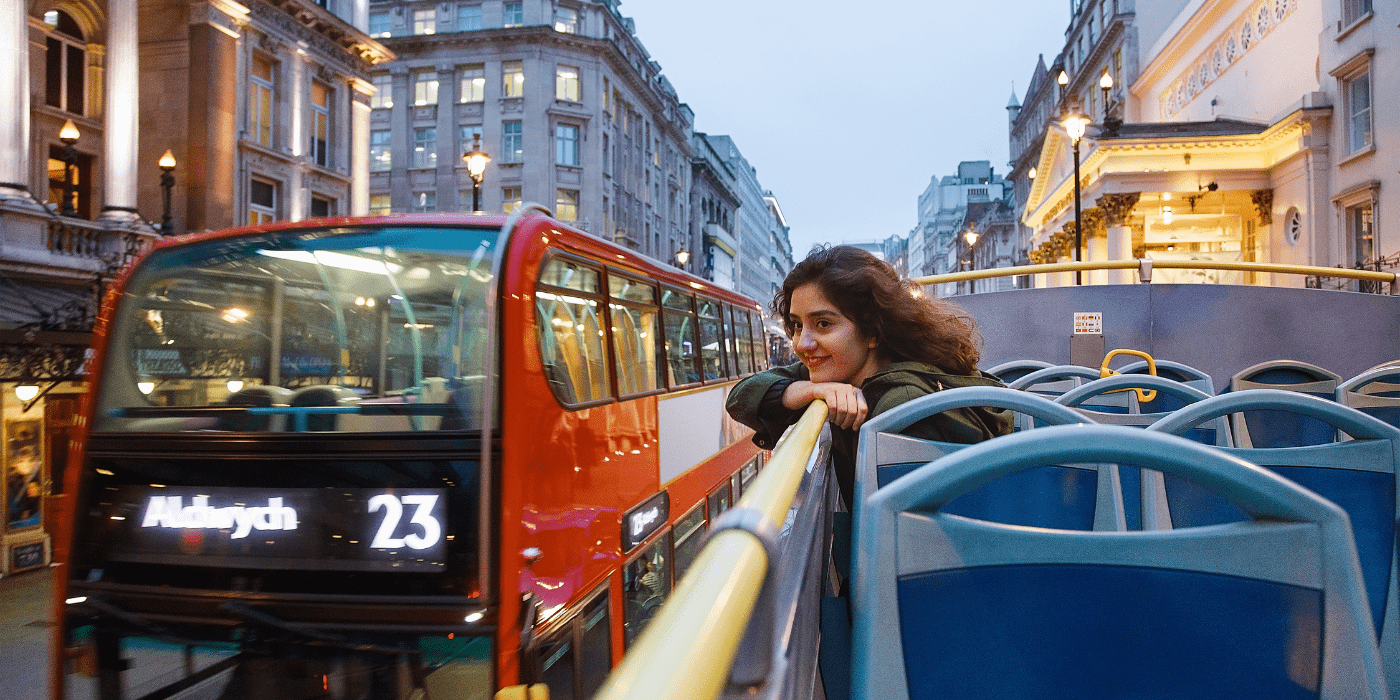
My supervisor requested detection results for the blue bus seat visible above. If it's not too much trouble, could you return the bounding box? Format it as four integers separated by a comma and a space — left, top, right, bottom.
218, 385, 294, 432
1340, 366, 1400, 433
1118, 358, 1217, 412
1056, 374, 1223, 531
1149, 390, 1400, 687
1231, 360, 1343, 447
984, 359, 1054, 385
855, 386, 1114, 533
1006, 364, 1106, 429
852, 425, 1388, 700
288, 385, 360, 432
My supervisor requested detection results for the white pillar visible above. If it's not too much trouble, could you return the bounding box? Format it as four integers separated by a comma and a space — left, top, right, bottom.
1108, 224, 1134, 284
0, 0, 29, 192
1056, 255, 1071, 287
1088, 235, 1109, 285
102, 0, 140, 219
349, 78, 372, 215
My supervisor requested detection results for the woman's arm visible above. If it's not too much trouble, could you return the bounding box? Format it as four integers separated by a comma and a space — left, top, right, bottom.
780, 380, 869, 431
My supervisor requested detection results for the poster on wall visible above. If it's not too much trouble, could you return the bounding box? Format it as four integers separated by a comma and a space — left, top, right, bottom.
5, 419, 43, 531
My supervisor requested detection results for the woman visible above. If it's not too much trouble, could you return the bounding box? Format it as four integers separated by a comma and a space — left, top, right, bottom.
726, 245, 1012, 507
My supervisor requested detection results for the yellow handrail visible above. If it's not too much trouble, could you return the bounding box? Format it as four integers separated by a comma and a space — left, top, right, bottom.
912, 259, 1397, 286
594, 401, 829, 700
1099, 348, 1157, 403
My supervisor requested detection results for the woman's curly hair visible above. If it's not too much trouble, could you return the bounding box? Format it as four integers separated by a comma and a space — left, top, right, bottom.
772, 245, 982, 375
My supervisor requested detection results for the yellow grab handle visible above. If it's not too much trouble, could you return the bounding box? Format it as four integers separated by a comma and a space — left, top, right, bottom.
1099, 349, 1157, 403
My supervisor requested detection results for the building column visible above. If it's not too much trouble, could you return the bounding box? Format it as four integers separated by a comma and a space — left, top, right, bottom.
1083, 208, 1108, 285
1097, 192, 1140, 285
102, 0, 140, 220
187, 0, 245, 232
0, 0, 28, 194
349, 77, 373, 215
287, 50, 305, 221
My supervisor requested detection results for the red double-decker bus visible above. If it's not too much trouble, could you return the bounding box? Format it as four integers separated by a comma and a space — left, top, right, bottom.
50, 206, 769, 699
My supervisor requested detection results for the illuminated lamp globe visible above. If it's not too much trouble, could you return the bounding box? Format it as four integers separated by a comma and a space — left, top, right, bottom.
1063, 114, 1089, 142
15, 384, 39, 401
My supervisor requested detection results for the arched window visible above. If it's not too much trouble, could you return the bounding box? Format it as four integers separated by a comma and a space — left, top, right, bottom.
43, 10, 86, 115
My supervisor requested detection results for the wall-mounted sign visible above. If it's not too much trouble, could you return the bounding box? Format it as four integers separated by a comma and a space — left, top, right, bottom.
98, 486, 447, 572
9, 539, 46, 573
5, 419, 43, 531
1073, 312, 1103, 335
622, 491, 669, 553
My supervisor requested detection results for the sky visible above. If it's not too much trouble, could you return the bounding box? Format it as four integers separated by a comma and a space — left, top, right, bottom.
618, 0, 1072, 257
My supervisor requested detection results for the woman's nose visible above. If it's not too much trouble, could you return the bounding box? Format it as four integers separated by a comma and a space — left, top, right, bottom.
794, 331, 815, 352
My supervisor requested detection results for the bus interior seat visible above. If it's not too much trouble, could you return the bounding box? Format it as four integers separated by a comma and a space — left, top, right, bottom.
1340, 366, 1400, 432
1148, 389, 1400, 679
1006, 364, 1104, 429
985, 359, 1054, 385
289, 384, 360, 432
219, 385, 294, 432
851, 425, 1387, 700
1230, 360, 1342, 447
1118, 358, 1217, 412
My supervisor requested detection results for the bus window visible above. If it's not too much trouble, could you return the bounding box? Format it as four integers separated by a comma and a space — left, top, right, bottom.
538, 631, 575, 700
671, 504, 707, 582
608, 275, 662, 396
529, 582, 609, 700
750, 310, 769, 370
622, 534, 672, 648
661, 289, 699, 386
537, 257, 611, 405
708, 483, 730, 522
733, 308, 755, 375
697, 300, 723, 381
741, 457, 758, 491
94, 226, 498, 433
578, 590, 612, 697
723, 304, 739, 377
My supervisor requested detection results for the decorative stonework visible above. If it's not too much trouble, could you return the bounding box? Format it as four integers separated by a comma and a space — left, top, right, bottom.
1251, 189, 1274, 225
1082, 208, 1106, 239
1096, 192, 1141, 226
1160, 0, 1297, 119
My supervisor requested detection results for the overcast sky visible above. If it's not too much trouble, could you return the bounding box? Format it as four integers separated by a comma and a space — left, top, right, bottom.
618, 0, 1072, 257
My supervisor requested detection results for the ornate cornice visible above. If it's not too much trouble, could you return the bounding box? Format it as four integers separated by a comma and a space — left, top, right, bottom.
1251, 189, 1274, 225
1097, 192, 1140, 226
252, 0, 393, 69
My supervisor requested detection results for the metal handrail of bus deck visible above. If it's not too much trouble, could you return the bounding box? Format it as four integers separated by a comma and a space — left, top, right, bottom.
595, 401, 830, 700
912, 258, 1398, 291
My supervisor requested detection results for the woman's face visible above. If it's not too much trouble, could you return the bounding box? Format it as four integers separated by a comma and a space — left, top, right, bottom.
788, 282, 884, 386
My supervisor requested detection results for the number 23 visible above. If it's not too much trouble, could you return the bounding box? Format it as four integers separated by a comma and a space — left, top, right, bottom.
368, 494, 442, 550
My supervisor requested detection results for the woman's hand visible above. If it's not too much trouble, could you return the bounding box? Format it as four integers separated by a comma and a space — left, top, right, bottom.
781, 380, 869, 431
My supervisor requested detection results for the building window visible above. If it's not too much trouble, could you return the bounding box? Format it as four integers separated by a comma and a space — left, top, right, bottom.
459, 125, 483, 156
503, 186, 522, 213
1349, 200, 1374, 266
43, 11, 85, 115
556, 64, 580, 102
413, 8, 436, 35
502, 120, 523, 163
368, 11, 390, 37
369, 193, 391, 215
556, 124, 579, 166
503, 61, 524, 98
503, 1, 523, 27
413, 128, 437, 168
310, 194, 332, 218
414, 71, 439, 106
459, 64, 485, 102
47, 147, 89, 218
249, 178, 277, 225
250, 54, 275, 147
556, 189, 579, 221
554, 6, 577, 33
1345, 68, 1372, 154
370, 72, 392, 109
458, 3, 482, 30
370, 130, 391, 171
412, 191, 437, 212
602, 133, 610, 175
310, 80, 330, 167
1343, 0, 1372, 27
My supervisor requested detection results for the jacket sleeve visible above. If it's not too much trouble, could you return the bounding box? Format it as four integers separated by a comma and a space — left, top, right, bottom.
726, 363, 808, 450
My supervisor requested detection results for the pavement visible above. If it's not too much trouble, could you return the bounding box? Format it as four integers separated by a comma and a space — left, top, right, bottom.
0, 565, 54, 700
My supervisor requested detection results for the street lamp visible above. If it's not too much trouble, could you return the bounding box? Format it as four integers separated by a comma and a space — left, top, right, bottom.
462, 133, 491, 212
59, 119, 80, 217
14, 384, 39, 402
963, 226, 980, 295
158, 149, 176, 236
1100, 72, 1122, 135
675, 249, 690, 268
1062, 112, 1090, 285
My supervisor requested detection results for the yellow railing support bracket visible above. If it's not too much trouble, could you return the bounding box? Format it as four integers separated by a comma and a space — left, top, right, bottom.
1100, 348, 1157, 403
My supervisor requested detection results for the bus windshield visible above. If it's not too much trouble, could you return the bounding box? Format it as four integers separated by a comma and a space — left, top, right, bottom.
95, 225, 498, 433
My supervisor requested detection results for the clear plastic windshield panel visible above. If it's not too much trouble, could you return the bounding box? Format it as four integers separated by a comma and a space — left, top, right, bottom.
95, 226, 498, 433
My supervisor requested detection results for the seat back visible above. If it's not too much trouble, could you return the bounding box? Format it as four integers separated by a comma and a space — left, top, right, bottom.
219, 385, 293, 432
1340, 366, 1400, 432
852, 425, 1387, 700
1231, 360, 1343, 447
984, 359, 1053, 385
289, 385, 360, 431
855, 386, 1116, 532
1007, 364, 1106, 430
1149, 390, 1400, 685
1118, 358, 1216, 412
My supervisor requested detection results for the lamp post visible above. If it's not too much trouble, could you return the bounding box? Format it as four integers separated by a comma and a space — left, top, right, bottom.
1100, 72, 1122, 136
1062, 113, 1089, 285
675, 249, 690, 269
158, 149, 176, 236
962, 226, 980, 295
462, 133, 491, 212
58, 119, 80, 217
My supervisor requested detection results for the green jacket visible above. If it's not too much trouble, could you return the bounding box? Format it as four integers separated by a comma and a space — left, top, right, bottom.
726, 361, 1013, 506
